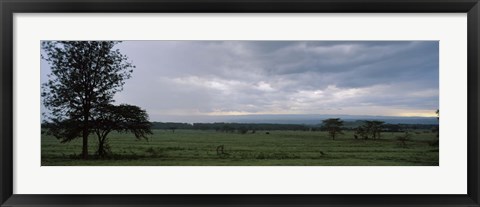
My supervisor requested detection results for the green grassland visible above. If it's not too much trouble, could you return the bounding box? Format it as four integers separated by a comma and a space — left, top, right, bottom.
41, 129, 439, 166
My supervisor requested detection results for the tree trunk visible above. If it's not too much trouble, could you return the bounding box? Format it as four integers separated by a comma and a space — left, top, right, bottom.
97, 139, 104, 157
82, 113, 89, 160
96, 131, 111, 158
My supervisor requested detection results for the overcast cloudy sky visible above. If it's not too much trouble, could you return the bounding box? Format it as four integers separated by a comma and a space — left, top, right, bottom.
41, 41, 439, 122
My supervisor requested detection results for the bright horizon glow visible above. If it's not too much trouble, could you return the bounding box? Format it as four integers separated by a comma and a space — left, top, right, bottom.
395, 112, 437, 117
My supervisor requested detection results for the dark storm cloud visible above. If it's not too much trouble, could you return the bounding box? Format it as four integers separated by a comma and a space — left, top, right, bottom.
41, 41, 439, 121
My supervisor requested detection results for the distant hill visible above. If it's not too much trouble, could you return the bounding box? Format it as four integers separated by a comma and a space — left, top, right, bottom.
154, 114, 438, 125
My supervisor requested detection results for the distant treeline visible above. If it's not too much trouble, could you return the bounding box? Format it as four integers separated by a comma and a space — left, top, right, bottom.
152, 122, 308, 132
151, 121, 438, 133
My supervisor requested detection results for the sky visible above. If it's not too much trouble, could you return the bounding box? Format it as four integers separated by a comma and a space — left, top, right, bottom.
41, 41, 439, 122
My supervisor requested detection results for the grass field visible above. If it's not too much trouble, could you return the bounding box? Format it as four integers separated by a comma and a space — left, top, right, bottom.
41, 129, 439, 166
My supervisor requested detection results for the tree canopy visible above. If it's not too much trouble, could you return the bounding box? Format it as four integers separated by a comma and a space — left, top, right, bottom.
355, 120, 385, 140
92, 104, 152, 157
322, 118, 344, 140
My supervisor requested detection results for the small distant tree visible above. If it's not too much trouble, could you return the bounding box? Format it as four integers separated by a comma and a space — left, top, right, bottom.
368, 120, 385, 139
431, 109, 440, 146
222, 125, 235, 133
238, 127, 248, 134
92, 104, 152, 157
322, 118, 344, 140
355, 120, 384, 140
396, 131, 412, 147
355, 125, 369, 139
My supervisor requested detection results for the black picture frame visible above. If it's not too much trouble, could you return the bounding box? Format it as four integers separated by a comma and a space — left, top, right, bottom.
1, 0, 479, 206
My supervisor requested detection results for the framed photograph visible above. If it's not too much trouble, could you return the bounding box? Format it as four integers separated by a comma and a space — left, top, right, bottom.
1, 0, 479, 206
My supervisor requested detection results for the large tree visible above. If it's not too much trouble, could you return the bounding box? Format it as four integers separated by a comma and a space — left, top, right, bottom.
92, 104, 152, 157
322, 118, 344, 140
42, 41, 134, 159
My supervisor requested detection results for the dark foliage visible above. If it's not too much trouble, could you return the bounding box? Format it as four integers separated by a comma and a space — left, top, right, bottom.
42, 118, 83, 143
42, 41, 135, 159
354, 120, 385, 140
322, 118, 344, 140
92, 104, 152, 157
